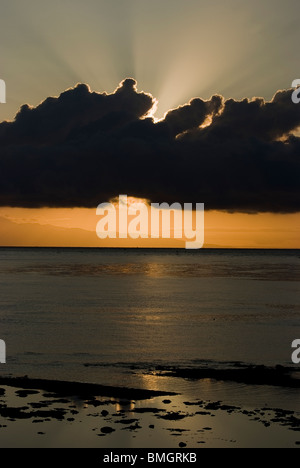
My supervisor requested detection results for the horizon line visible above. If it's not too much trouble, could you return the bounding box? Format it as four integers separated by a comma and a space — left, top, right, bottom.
0, 246, 299, 251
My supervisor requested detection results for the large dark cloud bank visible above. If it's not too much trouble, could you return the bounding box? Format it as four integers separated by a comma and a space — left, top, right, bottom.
0, 78, 299, 212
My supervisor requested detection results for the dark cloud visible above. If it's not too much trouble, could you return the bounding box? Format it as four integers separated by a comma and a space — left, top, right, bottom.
0, 79, 299, 212
162, 95, 223, 137
0, 79, 154, 146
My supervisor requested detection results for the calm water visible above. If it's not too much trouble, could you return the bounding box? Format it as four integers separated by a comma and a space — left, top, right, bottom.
0, 247, 299, 392
1, 248, 299, 447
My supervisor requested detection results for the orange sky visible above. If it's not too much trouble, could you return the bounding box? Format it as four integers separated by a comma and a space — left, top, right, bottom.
0, 207, 299, 248
0, 2, 299, 250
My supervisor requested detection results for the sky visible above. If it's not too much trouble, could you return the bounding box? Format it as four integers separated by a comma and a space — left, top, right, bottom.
1, 0, 300, 122
0, 0, 299, 248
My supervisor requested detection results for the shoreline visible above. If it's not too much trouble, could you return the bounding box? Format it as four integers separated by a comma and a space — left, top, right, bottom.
150, 364, 300, 388
2, 364, 300, 398
0, 374, 300, 447
0, 376, 175, 401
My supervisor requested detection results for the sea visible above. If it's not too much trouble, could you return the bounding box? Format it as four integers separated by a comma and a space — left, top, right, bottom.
0, 247, 299, 409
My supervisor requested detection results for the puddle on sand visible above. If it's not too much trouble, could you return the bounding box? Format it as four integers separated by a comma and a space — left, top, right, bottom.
0, 385, 300, 447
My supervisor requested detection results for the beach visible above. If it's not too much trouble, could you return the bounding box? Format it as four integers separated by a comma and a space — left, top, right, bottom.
0, 247, 299, 447
0, 367, 300, 448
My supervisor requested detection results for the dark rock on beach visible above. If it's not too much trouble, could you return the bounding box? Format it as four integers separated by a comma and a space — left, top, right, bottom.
133, 407, 164, 414
153, 365, 300, 388
0, 376, 175, 401
121, 422, 142, 431
115, 418, 139, 425
15, 390, 40, 398
158, 412, 188, 421
100, 426, 115, 434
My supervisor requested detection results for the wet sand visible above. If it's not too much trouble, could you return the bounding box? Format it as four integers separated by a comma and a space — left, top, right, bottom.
0, 376, 175, 400
0, 369, 300, 448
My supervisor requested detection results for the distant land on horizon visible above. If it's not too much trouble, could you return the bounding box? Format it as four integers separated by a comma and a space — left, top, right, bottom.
0, 245, 299, 251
